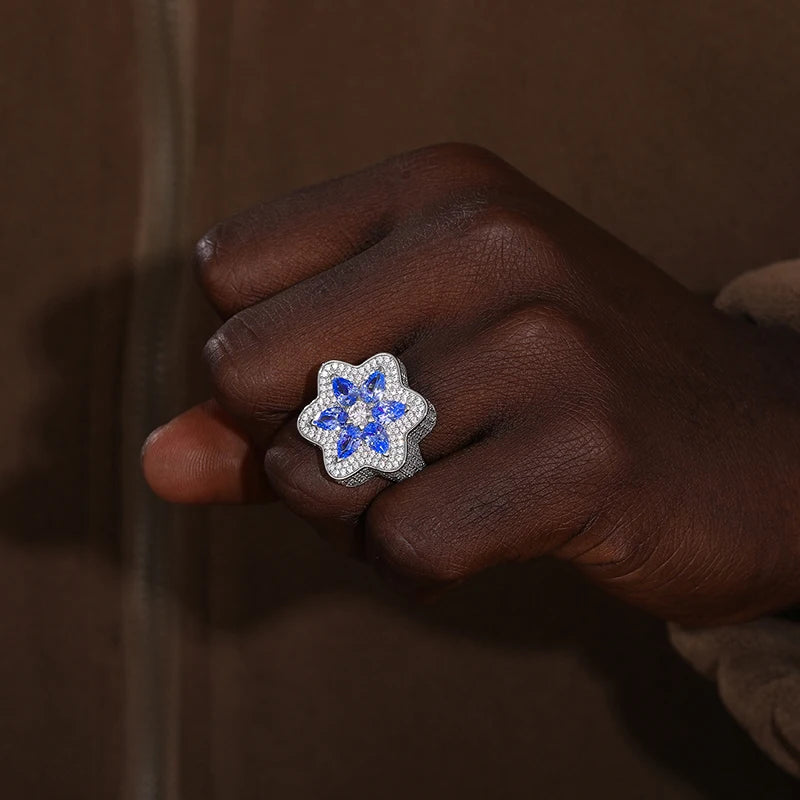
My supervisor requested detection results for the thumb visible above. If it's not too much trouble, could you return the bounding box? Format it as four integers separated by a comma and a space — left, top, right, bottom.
141, 399, 273, 504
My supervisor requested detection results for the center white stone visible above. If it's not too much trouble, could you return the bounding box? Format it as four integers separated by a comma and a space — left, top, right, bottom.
348, 400, 370, 428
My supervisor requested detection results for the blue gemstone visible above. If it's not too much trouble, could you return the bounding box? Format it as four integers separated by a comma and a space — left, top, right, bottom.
360, 370, 386, 403
313, 406, 348, 430
332, 376, 359, 406
363, 422, 390, 455
336, 425, 362, 459
372, 400, 406, 424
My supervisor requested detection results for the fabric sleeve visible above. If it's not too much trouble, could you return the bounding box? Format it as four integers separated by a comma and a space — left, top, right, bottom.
668, 258, 800, 779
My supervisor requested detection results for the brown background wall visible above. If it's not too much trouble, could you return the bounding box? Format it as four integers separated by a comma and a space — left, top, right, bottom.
1, 1, 799, 797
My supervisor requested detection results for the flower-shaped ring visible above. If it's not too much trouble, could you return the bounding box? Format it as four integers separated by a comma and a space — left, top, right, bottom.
297, 353, 437, 486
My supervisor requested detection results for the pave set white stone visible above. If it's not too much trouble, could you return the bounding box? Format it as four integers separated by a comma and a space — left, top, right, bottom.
297, 353, 437, 487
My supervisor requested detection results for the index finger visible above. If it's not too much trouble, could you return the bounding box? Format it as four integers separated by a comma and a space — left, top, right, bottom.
195, 144, 523, 318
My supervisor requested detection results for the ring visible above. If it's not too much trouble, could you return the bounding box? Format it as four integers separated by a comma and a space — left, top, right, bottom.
297, 352, 437, 486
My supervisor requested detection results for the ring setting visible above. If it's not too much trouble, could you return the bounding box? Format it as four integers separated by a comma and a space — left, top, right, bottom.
297, 353, 436, 486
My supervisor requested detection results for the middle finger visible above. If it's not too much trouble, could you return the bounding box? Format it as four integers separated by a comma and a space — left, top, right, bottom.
261, 304, 596, 540
203, 212, 546, 444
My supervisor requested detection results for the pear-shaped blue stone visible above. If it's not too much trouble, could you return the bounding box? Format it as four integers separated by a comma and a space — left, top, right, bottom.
336, 425, 362, 459
313, 406, 347, 430
332, 376, 359, 406
372, 400, 406, 424
363, 422, 390, 455
360, 370, 386, 403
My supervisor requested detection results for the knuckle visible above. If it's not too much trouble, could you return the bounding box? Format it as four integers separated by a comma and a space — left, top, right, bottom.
392, 143, 517, 196
477, 305, 594, 388
204, 300, 313, 424
194, 216, 261, 311
491, 303, 585, 354
194, 222, 228, 294
464, 203, 532, 243
203, 327, 245, 402
203, 316, 266, 414
262, 447, 313, 512
194, 228, 219, 275
367, 496, 462, 583
263, 445, 342, 521
572, 504, 663, 586
366, 498, 424, 576
567, 403, 630, 487
456, 202, 567, 282
413, 142, 505, 172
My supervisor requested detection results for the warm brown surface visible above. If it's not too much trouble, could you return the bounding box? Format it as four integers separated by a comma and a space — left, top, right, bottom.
0, 1, 138, 797
194, 0, 800, 293
2, 0, 800, 797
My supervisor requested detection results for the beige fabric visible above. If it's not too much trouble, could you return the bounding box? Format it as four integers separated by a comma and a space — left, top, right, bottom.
716, 259, 800, 331
670, 258, 800, 779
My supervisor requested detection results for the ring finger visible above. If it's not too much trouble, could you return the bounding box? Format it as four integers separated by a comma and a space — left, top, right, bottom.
262, 304, 596, 550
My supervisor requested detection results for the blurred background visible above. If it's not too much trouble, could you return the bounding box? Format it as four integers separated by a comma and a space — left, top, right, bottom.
2, 1, 800, 797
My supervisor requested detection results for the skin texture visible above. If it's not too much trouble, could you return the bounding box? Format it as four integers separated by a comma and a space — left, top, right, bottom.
142, 143, 800, 625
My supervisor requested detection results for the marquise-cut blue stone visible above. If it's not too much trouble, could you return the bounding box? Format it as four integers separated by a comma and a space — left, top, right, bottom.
360, 370, 386, 403
313, 405, 348, 430
336, 425, 362, 459
372, 400, 406, 424
332, 376, 359, 406
363, 422, 390, 455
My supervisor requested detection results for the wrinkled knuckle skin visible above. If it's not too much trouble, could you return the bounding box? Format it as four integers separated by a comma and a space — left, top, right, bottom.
194, 222, 228, 296
496, 303, 582, 350
550, 407, 634, 567
556, 405, 631, 557
366, 499, 424, 577
393, 143, 521, 197
455, 202, 568, 284
483, 305, 595, 387
414, 142, 506, 172
203, 328, 243, 404
202, 317, 268, 417
464, 203, 531, 243
366, 499, 430, 581
366, 496, 464, 584
263, 447, 329, 520
194, 217, 261, 312
575, 405, 629, 485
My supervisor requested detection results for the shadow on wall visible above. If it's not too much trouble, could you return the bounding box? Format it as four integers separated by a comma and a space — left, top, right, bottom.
0, 269, 797, 799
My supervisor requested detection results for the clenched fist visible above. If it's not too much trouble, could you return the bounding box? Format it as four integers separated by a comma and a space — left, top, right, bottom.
143, 144, 800, 625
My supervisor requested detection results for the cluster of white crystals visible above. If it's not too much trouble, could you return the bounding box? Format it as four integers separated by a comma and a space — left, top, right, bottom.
296, 352, 433, 485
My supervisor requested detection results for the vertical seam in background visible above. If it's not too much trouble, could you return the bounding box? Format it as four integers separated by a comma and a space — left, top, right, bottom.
123, 0, 196, 798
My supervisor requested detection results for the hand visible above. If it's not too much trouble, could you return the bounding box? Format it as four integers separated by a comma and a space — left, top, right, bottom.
143, 143, 800, 625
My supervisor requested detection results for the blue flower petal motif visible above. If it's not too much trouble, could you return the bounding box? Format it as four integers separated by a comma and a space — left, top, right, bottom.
313, 405, 348, 430
316, 369, 409, 460
332, 376, 360, 406
336, 425, 362, 460
363, 421, 390, 455
360, 370, 386, 403
297, 354, 435, 484
372, 400, 406, 424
